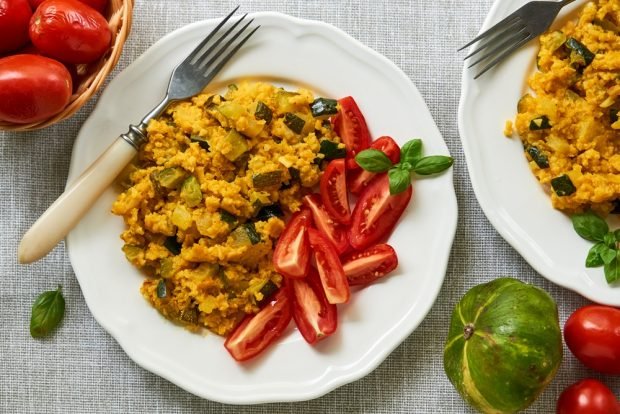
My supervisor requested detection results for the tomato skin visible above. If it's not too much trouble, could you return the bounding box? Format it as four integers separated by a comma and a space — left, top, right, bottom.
290, 269, 337, 344
0, 54, 72, 123
273, 208, 313, 279
302, 194, 350, 255
564, 305, 620, 375
349, 174, 413, 250
349, 136, 401, 195
30, 0, 112, 64
342, 244, 398, 286
224, 289, 292, 362
29, 0, 107, 12
0, 0, 32, 54
334, 96, 371, 170
307, 228, 350, 304
320, 159, 351, 224
556, 379, 620, 414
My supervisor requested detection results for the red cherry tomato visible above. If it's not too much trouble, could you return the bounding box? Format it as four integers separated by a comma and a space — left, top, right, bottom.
320, 159, 351, 224
30, 0, 112, 64
273, 208, 313, 279
224, 289, 292, 362
290, 269, 337, 344
302, 194, 350, 255
29, 0, 108, 12
349, 136, 401, 195
0, 0, 32, 54
564, 305, 620, 375
307, 228, 350, 304
0, 54, 72, 124
349, 174, 412, 250
342, 244, 398, 286
557, 379, 620, 414
333, 96, 371, 170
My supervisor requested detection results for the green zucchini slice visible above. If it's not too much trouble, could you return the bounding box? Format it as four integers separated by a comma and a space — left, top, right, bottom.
529, 115, 552, 130
551, 174, 576, 196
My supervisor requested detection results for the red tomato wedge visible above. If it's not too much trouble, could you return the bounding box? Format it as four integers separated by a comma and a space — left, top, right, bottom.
307, 228, 350, 304
334, 96, 371, 170
320, 159, 351, 224
349, 136, 401, 195
342, 244, 398, 286
224, 289, 292, 362
290, 269, 337, 344
302, 194, 350, 255
273, 208, 313, 279
349, 174, 412, 250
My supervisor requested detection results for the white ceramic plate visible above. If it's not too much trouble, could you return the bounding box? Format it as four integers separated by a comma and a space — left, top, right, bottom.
458, 0, 620, 305
66, 12, 457, 404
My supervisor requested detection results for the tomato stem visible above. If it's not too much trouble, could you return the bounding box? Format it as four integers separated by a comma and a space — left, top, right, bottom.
463, 323, 475, 340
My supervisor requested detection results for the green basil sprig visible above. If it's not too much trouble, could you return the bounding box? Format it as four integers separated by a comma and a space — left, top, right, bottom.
30, 285, 65, 338
355, 139, 453, 194
571, 211, 620, 284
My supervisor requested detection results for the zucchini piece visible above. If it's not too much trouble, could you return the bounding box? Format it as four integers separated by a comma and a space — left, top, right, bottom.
157, 279, 167, 299
529, 115, 552, 130
222, 129, 249, 162
565, 37, 595, 67
122, 244, 143, 262
252, 170, 283, 188
190, 135, 210, 151
218, 102, 246, 119
163, 237, 182, 255
256, 204, 284, 221
310, 98, 338, 118
551, 174, 576, 196
280, 167, 300, 190
160, 258, 175, 278
544, 31, 567, 52
227, 83, 238, 92
276, 90, 298, 113
526, 146, 549, 169
593, 18, 620, 34
152, 167, 186, 190
319, 140, 346, 160
517, 94, 534, 113
283, 112, 306, 134
179, 307, 198, 325
180, 176, 203, 207
219, 209, 237, 225
611, 108, 619, 124
205, 94, 225, 108
254, 101, 273, 124
230, 223, 261, 246
257, 280, 279, 306
195, 262, 221, 278
171, 205, 192, 230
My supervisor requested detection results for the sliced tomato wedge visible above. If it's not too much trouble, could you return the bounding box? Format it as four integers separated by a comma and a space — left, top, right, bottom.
302, 194, 350, 254
307, 228, 350, 304
224, 289, 292, 362
333, 96, 371, 170
290, 269, 338, 344
273, 208, 313, 279
320, 159, 351, 224
342, 244, 398, 286
349, 136, 401, 195
349, 174, 413, 250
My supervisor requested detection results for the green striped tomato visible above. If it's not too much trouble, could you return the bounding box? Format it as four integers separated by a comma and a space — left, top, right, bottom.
443, 278, 562, 414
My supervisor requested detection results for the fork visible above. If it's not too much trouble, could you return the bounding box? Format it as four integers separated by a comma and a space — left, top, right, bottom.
460, 0, 577, 79
18, 7, 259, 264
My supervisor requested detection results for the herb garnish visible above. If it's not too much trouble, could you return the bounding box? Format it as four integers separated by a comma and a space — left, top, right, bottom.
30, 285, 65, 338
571, 211, 620, 284
354, 138, 453, 194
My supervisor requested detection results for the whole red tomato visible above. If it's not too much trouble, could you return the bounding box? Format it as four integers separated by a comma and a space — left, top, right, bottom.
29, 0, 111, 64
29, 0, 108, 13
0, 0, 32, 54
564, 305, 620, 375
557, 379, 620, 414
0, 54, 72, 123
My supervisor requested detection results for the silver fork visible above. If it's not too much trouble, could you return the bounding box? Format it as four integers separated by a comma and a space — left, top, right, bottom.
18, 7, 259, 264
460, 0, 576, 79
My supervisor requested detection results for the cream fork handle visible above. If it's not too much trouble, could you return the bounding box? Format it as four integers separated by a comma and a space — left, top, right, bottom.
18, 138, 137, 264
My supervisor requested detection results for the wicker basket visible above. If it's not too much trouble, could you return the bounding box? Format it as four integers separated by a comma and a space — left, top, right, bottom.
0, 0, 134, 131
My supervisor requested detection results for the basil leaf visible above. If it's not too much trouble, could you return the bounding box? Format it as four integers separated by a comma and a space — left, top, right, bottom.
571, 212, 608, 242
388, 167, 411, 195
604, 252, 620, 284
586, 242, 607, 267
400, 139, 423, 166
413, 155, 454, 175
615, 229, 620, 242
30, 286, 65, 338
604, 232, 617, 249
601, 246, 617, 265
355, 149, 393, 172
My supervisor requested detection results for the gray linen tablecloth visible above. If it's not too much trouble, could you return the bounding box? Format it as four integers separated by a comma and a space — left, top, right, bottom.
1, 0, 619, 412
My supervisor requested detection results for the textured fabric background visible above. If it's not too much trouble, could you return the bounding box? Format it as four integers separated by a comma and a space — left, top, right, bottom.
1, 0, 618, 412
